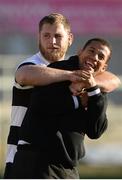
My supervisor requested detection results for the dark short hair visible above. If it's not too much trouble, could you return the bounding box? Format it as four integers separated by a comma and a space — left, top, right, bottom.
39, 13, 71, 33
83, 38, 112, 61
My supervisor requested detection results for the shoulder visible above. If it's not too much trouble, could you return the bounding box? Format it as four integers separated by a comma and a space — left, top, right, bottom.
17, 53, 41, 68
48, 55, 79, 70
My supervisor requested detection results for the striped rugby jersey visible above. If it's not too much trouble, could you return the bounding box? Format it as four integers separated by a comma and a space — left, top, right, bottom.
5, 52, 50, 164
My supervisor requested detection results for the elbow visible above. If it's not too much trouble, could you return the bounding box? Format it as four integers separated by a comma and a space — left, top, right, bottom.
87, 131, 104, 139
116, 77, 121, 89
15, 70, 27, 86
87, 122, 108, 139
106, 77, 121, 93
87, 133, 101, 139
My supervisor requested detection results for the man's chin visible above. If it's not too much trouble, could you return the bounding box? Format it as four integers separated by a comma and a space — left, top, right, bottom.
46, 54, 63, 62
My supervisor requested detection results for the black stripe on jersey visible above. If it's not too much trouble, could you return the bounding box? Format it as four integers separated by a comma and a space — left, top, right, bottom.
17, 62, 35, 69
12, 87, 33, 107
7, 126, 20, 145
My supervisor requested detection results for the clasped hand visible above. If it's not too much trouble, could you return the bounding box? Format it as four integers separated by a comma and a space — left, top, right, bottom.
69, 69, 97, 96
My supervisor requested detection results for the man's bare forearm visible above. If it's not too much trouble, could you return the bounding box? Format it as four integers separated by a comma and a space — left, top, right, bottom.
69, 71, 121, 95
95, 71, 121, 92
15, 64, 82, 86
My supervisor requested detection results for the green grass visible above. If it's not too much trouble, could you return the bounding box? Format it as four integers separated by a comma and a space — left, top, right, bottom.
78, 164, 122, 179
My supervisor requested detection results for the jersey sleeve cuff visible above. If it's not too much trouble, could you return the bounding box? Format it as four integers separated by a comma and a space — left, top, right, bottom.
86, 85, 101, 97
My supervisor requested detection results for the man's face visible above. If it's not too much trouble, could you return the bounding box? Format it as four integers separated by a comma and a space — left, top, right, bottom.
79, 41, 110, 75
38, 23, 73, 62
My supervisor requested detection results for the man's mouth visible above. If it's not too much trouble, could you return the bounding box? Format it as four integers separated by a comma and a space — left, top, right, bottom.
48, 46, 59, 50
84, 61, 95, 69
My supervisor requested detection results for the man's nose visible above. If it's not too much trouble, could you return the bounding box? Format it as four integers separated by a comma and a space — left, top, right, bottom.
50, 37, 56, 44
93, 54, 99, 61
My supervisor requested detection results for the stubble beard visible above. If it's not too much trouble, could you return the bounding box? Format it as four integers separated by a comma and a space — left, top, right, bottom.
39, 43, 68, 62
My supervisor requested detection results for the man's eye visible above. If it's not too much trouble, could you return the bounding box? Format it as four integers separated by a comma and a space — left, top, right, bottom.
98, 54, 104, 60
44, 34, 49, 38
99, 56, 104, 60
55, 34, 62, 38
89, 50, 94, 53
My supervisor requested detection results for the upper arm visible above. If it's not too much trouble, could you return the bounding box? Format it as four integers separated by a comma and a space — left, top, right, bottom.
15, 64, 41, 86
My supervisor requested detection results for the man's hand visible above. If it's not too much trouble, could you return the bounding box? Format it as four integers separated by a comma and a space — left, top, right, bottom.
69, 82, 86, 96
80, 70, 97, 89
69, 69, 97, 95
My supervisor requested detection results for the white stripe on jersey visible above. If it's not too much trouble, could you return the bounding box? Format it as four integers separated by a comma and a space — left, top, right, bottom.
6, 144, 17, 163
16, 52, 50, 70
14, 81, 34, 89
11, 106, 27, 127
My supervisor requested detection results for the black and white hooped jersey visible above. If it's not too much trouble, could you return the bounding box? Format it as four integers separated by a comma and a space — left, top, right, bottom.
5, 52, 50, 164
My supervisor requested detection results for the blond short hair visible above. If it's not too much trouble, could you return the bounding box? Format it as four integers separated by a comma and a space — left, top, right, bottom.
39, 13, 71, 33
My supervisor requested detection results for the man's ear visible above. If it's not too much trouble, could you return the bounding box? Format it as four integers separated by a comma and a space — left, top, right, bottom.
68, 32, 74, 47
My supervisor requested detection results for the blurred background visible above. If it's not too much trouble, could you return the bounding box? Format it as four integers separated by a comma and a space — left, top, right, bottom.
0, 0, 122, 178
